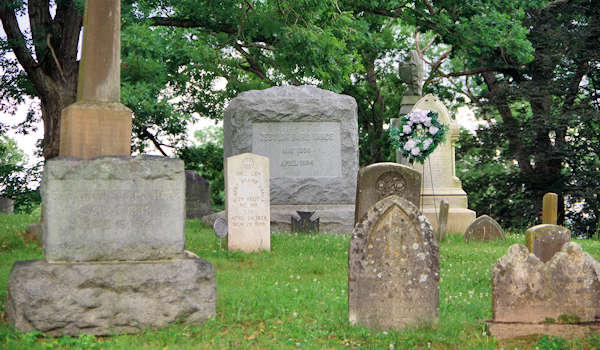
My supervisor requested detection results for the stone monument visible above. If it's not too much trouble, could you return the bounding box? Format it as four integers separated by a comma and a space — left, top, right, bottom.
394, 94, 476, 232
224, 85, 359, 234
348, 195, 439, 330
526, 224, 571, 263
542, 192, 558, 225
6, 0, 216, 336
398, 50, 425, 116
487, 242, 600, 339
436, 200, 449, 242
354, 162, 421, 225
225, 153, 270, 252
185, 170, 211, 219
464, 215, 505, 242
0, 197, 14, 214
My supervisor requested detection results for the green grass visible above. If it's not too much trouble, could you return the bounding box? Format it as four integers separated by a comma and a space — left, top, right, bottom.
2, 213, 600, 349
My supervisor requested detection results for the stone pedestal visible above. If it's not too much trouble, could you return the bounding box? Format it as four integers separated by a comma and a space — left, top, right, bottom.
393, 94, 475, 233
6, 156, 216, 335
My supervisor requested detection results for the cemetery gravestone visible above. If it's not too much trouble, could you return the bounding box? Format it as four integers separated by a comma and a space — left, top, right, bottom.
349, 195, 440, 330
436, 200, 449, 242
488, 242, 600, 339
542, 192, 558, 225
464, 215, 505, 242
185, 170, 211, 219
224, 85, 359, 233
0, 197, 14, 214
354, 162, 421, 225
225, 153, 270, 252
6, 0, 216, 336
392, 95, 476, 233
526, 224, 571, 263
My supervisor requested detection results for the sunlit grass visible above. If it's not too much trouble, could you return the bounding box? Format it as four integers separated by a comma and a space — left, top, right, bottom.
2, 213, 600, 349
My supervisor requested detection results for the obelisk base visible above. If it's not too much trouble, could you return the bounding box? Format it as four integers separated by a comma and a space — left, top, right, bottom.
59, 101, 132, 158
6, 258, 216, 336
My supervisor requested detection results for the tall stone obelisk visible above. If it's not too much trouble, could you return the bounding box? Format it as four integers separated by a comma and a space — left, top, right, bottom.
59, 0, 132, 158
6, 0, 216, 336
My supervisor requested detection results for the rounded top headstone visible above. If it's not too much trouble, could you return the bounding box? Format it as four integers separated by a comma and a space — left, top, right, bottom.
213, 218, 228, 238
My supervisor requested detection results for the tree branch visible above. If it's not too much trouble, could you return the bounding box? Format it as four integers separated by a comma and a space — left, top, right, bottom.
0, 3, 38, 72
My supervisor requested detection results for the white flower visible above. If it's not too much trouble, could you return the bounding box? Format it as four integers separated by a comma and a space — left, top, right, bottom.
423, 117, 432, 127
423, 138, 433, 149
410, 109, 428, 123
411, 147, 421, 156
404, 139, 417, 151
429, 126, 439, 135
402, 125, 412, 134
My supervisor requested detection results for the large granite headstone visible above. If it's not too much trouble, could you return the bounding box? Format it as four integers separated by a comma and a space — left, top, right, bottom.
526, 224, 571, 263
6, 0, 215, 336
225, 153, 270, 252
185, 170, 211, 219
354, 162, 421, 225
0, 197, 14, 214
224, 85, 359, 233
392, 95, 476, 232
464, 215, 505, 242
348, 195, 440, 330
487, 242, 600, 339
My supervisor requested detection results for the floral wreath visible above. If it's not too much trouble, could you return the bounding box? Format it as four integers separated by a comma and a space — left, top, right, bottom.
389, 109, 448, 164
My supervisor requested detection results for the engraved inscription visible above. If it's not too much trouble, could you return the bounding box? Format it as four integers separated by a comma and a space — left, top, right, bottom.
375, 172, 407, 199
252, 122, 341, 178
229, 157, 269, 229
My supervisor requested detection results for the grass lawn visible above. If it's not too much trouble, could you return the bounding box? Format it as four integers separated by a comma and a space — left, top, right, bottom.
2, 212, 600, 349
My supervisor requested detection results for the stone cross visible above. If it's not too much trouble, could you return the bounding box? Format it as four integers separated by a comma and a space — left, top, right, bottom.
59, 0, 132, 158
542, 192, 558, 225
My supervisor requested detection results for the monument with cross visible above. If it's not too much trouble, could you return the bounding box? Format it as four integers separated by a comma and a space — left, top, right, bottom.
6, 0, 216, 336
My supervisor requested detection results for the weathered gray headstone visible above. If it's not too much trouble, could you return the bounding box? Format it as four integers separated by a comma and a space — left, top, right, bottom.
464, 215, 505, 242
491, 242, 600, 324
526, 224, 571, 263
225, 153, 270, 252
224, 85, 359, 233
185, 170, 211, 219
354, 162, 421, 225
348, 195, 440, 330
42, 156, 185, 262
0, 197, 14, 214
213, 218, 228, 239
7, 258, 216, 336
27, 223, 43, 241
436, 200, 449, 242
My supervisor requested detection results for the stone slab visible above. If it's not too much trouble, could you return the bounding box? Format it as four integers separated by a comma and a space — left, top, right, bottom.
6, 258, 216, 336
492, 243, 600, 323
542, 192, 558, 225
185, 170, 211, 219
0, 197, 14, 214
42, 156, 185, 262
436, 200, 449, 241
59, 102, 132, 158
224, 85, 359, 205
349, 195, 439, 330
354, 162, 421, 225
225, 153, 270, 252
464, 215, 505, 242
486, 321, 600, 340
525, 224, 571, 263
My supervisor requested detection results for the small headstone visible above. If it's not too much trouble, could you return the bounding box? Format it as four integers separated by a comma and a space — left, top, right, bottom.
185, 170, 211, 219
27, 223, 43, 241
291, 211, 319, 233
354, 162, 421, 225
348, 195, 440, 330
213, 218, 228, 239
542, 192, 558, 225
492, 242, 600, 323
464, 215, 505, 242
526, 224, 571, 263
225, 153, 270, 252
0, 197, 14, 214
436, 200, 449, 242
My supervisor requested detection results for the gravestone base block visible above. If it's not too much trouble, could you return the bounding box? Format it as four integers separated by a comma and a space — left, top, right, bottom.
421, 207, 475, 234
270, 204, 355, 234
59, 101, 132, 158
6, 257, 216, 336
486, 321, 600, 340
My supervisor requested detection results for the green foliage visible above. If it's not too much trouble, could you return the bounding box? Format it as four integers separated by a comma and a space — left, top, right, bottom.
178, 126, 225, 209
557, 314, 580, 324
0, 136, 41, 213
535, 335, 569, 350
